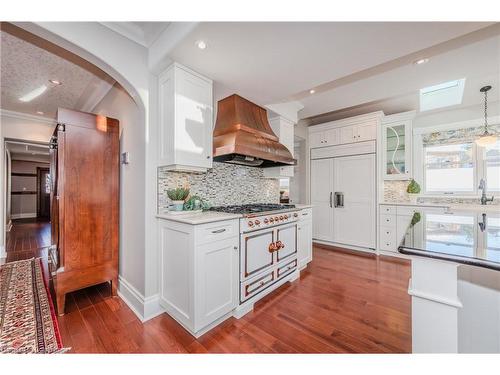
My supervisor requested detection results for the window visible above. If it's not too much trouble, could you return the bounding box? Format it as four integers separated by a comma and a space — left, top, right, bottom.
424, 142, 475, 194
484, 139, 500, 192
421, 136, 500, 195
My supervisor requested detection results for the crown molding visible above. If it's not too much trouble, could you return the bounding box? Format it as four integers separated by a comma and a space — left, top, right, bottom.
0, 109, 56, 125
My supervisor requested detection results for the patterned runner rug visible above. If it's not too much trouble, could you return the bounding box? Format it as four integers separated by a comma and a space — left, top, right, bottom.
0, 258, 67, 353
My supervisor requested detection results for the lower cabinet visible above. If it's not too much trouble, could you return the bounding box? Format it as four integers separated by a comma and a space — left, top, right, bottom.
297, 209, 313, 269
159, 218, 239, 337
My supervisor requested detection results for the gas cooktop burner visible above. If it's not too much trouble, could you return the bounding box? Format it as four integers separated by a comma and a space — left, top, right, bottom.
209, 203, 295, 215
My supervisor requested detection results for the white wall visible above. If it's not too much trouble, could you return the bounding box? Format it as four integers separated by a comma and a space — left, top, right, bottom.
0, 111, 55, 250
92, 84, 146, 297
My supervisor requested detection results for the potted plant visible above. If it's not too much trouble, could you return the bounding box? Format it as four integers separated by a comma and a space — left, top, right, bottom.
406, 179, 421, 203
167, 187, 190, 211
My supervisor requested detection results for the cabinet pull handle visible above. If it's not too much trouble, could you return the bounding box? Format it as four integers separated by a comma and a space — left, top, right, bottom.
233, 246, 238, 250
211, 228, 226, 233
330, 192, 333, 208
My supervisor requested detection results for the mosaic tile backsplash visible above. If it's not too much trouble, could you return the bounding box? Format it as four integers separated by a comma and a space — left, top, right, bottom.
158, 162, 280, 213
383, 181, 500, 205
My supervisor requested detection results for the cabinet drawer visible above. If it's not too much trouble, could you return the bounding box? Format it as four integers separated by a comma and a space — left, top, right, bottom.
379, 214, 396, 228
277, 258, 297, 278
379, 226, 397, 247
396, 206, 419, 216
195, 220, 239, 245
379, 239, 397, 252
241, 270, 275, 302
298, 208, 312, 221
380, 205, 396, 215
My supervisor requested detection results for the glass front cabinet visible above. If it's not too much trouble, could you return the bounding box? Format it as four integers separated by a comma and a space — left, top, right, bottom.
381, 112, 414, 180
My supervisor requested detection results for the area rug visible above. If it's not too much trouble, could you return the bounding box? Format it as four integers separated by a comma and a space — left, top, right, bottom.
0, 258, 67, 353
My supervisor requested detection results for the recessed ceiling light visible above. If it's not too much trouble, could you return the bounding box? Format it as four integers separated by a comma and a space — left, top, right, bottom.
36, 111, 44, 115
19, 85, 48, 102
49, 79, 62, 85
414, 58, 429, 65
309, 89, 316, 94
196, 40, 207, 50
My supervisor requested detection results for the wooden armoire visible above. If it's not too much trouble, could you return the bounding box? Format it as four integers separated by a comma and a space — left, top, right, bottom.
49, 108, 119, 315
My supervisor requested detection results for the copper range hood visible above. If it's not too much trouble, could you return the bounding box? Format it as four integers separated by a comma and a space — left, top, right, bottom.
213, 94, 296, 167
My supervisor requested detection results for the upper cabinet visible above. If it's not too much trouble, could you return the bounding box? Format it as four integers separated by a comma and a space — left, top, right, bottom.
381, 111, 415, 180
158, 63, 213, 172
263, 116, 295, 178
308, 111, 383, 149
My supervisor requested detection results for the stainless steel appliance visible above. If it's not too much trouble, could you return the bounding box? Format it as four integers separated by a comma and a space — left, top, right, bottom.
209, 204, 300, 302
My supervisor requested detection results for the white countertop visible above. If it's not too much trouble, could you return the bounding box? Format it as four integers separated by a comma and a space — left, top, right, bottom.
293, 203, 313, 209
156, 211, 242, 225
380, 201, 500, 213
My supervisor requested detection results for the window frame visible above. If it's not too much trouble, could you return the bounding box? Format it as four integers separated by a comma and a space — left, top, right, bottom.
417, 135, 496, 197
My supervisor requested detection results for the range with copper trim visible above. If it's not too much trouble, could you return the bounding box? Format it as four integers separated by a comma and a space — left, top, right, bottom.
210, 203, 300, 303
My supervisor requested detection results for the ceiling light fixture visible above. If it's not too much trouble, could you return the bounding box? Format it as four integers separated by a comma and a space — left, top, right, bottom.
196, 40, 207, 50
49, 79, 62, 85
475, 85, 498, 147
309, 89, 316, 94
414, 58, 429, 65
19, 85, 48, 102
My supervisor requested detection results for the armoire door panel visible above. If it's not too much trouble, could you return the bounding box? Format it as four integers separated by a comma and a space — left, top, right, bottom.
332, 154, 376, 249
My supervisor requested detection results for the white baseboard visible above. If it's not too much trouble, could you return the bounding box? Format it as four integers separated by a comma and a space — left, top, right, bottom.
11, 213, 37, 219
313, 239, 376, 254
117, 275, 165, 322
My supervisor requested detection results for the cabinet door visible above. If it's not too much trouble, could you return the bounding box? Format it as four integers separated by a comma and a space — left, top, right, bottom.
175, 67, 213, 169
356, 121, 377, 142
297, 219, 313, 268
332, 154, 376, 249
310, 158, 334, 241
324, 128, 339, 146
382, 120, 411, 180
195, 236, 239, 331
339, 125, 356, 144
310, 132, 325, 148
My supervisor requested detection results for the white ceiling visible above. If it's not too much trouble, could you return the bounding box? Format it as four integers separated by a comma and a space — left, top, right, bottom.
0, 30, 115, 119
100, 22, 171, 47
301, 33, 500, 124
168, 22, 494, 113
6, 141, 50, 162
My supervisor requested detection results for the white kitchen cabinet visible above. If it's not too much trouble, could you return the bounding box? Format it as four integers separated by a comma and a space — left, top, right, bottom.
381, 111, 415, 180
158, 63, 213, 172
308, 112, 382, 150
310, 140, 377, 251
339, 122, 377, 144
297, 209, 313, 269
263, 116, 295, 178
309, 128, 339, 148
310, 158, 334, 242
159, 218, 239, 337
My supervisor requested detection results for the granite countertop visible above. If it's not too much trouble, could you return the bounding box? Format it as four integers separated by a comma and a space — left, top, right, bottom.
398, 207, 500, 271
156, 211, 242, 225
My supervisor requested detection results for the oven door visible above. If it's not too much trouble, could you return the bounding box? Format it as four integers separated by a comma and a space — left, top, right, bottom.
240, 227, 275, 281
276, 223, 298, 263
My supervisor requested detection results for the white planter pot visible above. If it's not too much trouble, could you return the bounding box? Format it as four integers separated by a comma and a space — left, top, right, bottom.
171, 200, 185, 211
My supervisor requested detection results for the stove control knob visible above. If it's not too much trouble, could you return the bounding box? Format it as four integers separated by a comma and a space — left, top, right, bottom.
279, 215, 284, 221
293, 213, 298, 218
269, 217, 274, 223
264, 218, 269, 224
284, 214, 288, 219
275, 216, 279, 222
255, 220, 260, 225
248, 221, 254, 227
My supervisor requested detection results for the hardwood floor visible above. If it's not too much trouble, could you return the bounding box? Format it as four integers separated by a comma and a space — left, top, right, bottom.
57, 245, 412, 353
5, 218, 51, 262
3, 221, 412, 353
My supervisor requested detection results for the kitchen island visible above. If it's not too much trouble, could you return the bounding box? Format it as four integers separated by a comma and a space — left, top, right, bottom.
398, 207, 500, 353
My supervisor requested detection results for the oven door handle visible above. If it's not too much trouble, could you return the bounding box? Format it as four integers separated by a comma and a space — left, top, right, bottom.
329, 192, 333, 208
